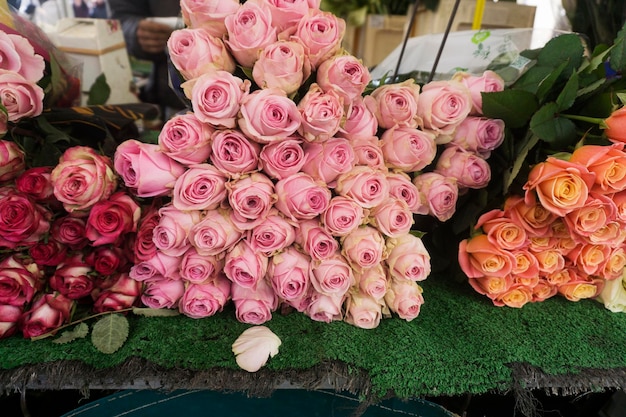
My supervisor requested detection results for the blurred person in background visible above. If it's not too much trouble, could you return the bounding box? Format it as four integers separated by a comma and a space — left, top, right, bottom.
73, 0, 89, 17
89, 0, 109, 18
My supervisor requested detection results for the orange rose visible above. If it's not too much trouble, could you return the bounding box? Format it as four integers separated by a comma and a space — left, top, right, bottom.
564, 193, 616, 238
468, 275, 513, 296
532, 279, 558, 302
567, 243, 611, 276
534, 250, 565, 275
570, 143, 626, 193
603, 107, 626, 143
504, 194, 556, 236
458, 234, 516, 278
489, 284, 533, 308
557, 275, 604, 302
475, 209, 528, 250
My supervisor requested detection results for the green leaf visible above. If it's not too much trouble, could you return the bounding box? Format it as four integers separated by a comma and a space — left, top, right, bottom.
91, 314, 129, 354
512, 66, 554, 95
537, 33, 585, 76
610, 22, 626, 72
530, 102, 577, 147
132, 307, 180, 317
52, 323, 89, 344
583, 44, 612, 74
535, 61, 568, 103
503, 133, 540, 194
481, 90, 538, 129
556, 72, 579, 111
87, 73, 111, 106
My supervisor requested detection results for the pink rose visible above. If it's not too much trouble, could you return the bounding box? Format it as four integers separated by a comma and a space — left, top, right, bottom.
231, 278, 278, 325
20, 292, 73, 338
180, 0, 240, 35
338, 98, 378, 141
172, 164, 228, 211
153, 205, 201, 257
450, 117, 505, 158
259, 137, 306, 180
179, 274, 231, 318
301, 137, 356, 185
385, 233, 431, 282
29, 239, 67, 267
309, 252, 354, 296
182, 71, 250, 129
413, 172, 459, 222
458, 234, 516, 278
340, 225, 385, 272
0, 255, 40, 306
0, 189, 50, 249
227, 172, 276, 231
85, 192, 141, 246
569, 143, 626, 194
267, 246, 311, 301
133, 206, 160, 262
141, 277, 185, 309
384, 279, 424, 321
15, 166, 53, 201
0, 69, 44, 122
380, 126, 437, 172
416, 79, 473, 139
370, 198, 413, 238
210, 129, 261, 178
115, 140, 186, 198
51, 146, 117, 214
225, 1, 277, 68
253, 40, 311, 95
316, 54, 370, 104
335, 166, 390, 209
322, 196, 365, 237
386, 171, 422, 214
0, 140, 25, 182
0, 31, 45, 82
452, 70, 505, 115
293, 9, 345, 68
49, 254, 94, 300
351, 137, 386, 171
297, 83, 344, 142
188, 208, 243, 256
247, 210, 296, 256
0, 304, 22, 339
344, 291, 383, 329
158, 112, 213, 165
167, 28, 235, 81
295, 218, 339, 260
129, 251, 181, 282
224, 239, 269, 289
355, 264, 388, 301
254, 0, 310, 32
365, 79, 421, 129
275, 172, 331, 221
305, 291, 344, 323
435, 145, 491, 189
51, 216, 88, 250
92, 272, 141, 313
238, 87, 301, 144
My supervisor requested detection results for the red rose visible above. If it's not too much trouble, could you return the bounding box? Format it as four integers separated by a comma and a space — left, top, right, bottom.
29, 239, 68, 267
92, 273, 141, 313
85, 246, 128, 275
85, 192, 141, 246
15, 166, 54, 201
0, 304, 23, 339
51, 216, 88, 250
49, 254, 94, 300
133, 205, 160, 262
0, 188, 50, 249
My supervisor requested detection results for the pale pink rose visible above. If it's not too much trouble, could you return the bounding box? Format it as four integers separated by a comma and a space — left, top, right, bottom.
386, 171, 422, 214
435, 146, 491, 189
351, 137, 386, 171
567, 243, 611, 276
380, 126, 437, 172
180, 247, 224, 284
247, 209, 296, 256
569, 143, 626, 194
180, 0, 240, 35
301, 138, 356, 185
129, 252, 181, 282
227, 172, 276, 231
251, 0, 311, 33
274, 172, 331, 220
0, 32, 45, 82
413, 172, 459, 222
0, 304, 22, 339
20, 292, 73, 338
153, 205, 201, 257
450, 117, 505, 158
188, 208, 243, 256
259, 137, 306, 180
253, 40, 311, 95
85, 192, 141, 246
179, 274, 231, 318
167, 28, 235, 81
564, 193, 616, 237
475, 209, 528, 251
182, 71, 250, 129
384, 279, 424, 321
322, 196, 365, 237
293, 9, 345, 68
225, 1, 277, 68
0, 70, 44, 122
468, 275, 513, 297
335, 166, 390, 209
452, 70, 505, 115
557, 274, 604, 302
416, 80, 473, 139
114, 140, 186, 198
385, 233, 431, 282
305, 291, 344, 323
337, 98, 378, 141
209, 130, 261, 178
355, 264, 388, 300
267, 246, 311, 301
172, 164, 228, 211
458, 234, 517, 278
309, 252, 354, 296
51, 146, 117, 214
365, 79, 421, 129
340, 225, 385, 272
0, 190, 49, 249
344, 291, 384, 329
224, 239, 269, 289
238, 88, 302, 144
297, 83, 344, 142
488, 284, 533, 308
316, 54, 370, 104
141, 277, 185, 309
295, 218, 339, 260
231, 278, 278, 325
231, 325, 282, 373
0, 140, 25, 182
370, 198, 413, 238
158, 112, 213, 165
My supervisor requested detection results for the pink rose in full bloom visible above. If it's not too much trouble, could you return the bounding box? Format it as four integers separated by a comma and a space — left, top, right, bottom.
305, 291, 344, 323
188, 208, 242, 256
458, 234, 516, 278
225, 1, 277, 68
231, 278, 278, 325
452, 70, 505, 115
569, 143, 626, 194
384, 279, 424, 321
85, 192, 141, 246
340, 225, 385, 272
0, 140, 25, 182
370, 198, 413, 238
450, 117, 505, 158
247, 209, 296, 256
0, 188, 50, 248
179, 274, 231, 318
293, 9, 345, 68
141, 277, 185, 309
259, 137, 306, 180
253, 0, 310, 32
335, 166, 390, 209
344, 291, 384, 329
316, 54, 370, 104
172, 164, 228, 211
297, 84, 344, 143
0, 304, 22, 339
51, 216, 88, 250
267, 246, 311, 301
385, 234, 431, 282
302, 138, 356, 185
416, 79, 473, 140
129, 251, 181, 282
309, 252, 354, 296
386, 171, 421, 214
365, 79, 421, 129
180, 247, 224, 284
210, 129, 261, 178
152, 205, 201, 257
180, 0, 240, 36
182, 70, 250, 129
355, 264, 388, 301
114, 140, 186, 198
0, 69, 44, 122
20, 292, 73, 338
227, 172, 276, 230
49, 253, 94, 300
413, 172, 459, 222
0, 31, 45, 82
322, 196, 365, 237
0, 255, 41, 307
434, 146, 491, 189
15, 166, 53, 201
51, 146, 117, 214
238, 88, 301, 144
337, 98, 378, 141
351, 137, 386, 171
253, 40, 311, 95
380, 126, 437, 172
92, 272, 142, 313
167, 28, 235, 81
295, 218, 339, 260
224, 239, 269, 289
158, 112, 213, 165
275, 172, 331, 221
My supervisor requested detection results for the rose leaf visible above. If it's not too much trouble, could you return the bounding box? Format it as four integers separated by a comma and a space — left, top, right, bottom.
91, 314, 129, 354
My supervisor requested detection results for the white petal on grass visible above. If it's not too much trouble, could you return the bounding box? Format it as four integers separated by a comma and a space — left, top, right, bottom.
232, 326, 281, 372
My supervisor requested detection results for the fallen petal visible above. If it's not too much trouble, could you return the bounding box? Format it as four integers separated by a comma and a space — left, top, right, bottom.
232, 326, 281, 372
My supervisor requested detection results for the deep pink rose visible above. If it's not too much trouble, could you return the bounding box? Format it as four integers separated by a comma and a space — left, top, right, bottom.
435, 145, 491, 190
210, 129, 261, 178
259, 137, 306, 180
355, 264, 388, 301
302, 137, 355, 185
168, 28, 235, 81
365, 79, 421, 129
227, 172, 276, 231
20, 292, 73, 338
253, 40, 311, 96
297, 84, 344, 142
92, 272, 141, 313
178, 274, 231, 318
316, 54, 370, 104
188, 208, 243, 256
85, 192, 141, 246
385, 234, 431, 282
85, 246, 128, 276
152, 204, 201, 257
413, 172, 459, 222
129, 251, 181, 282
247, 209, 296, 256
231, 278, 278, 325
0, 31, 45, 82
386, 171, 422, 214
295, 218, 339, 260
49, 253, 94, 300
0, 140, 25, 182
180, 0, 240, 36
0, 255, 40, 306
51, 216, 88, 250
29, 239, 67, 267
450, 117, 505, 158
225, 1, 277, 68
114, 139, 186, 198
0, 189, 50, 249
133, 206, 160, 262
305, 291, 343, 323
335, 166, 390, 209
351, 137, 387, 171
141, 277, 185, 309
0, 69, 44, 122
340, 225, 385, 272
338, 98, 378, 141
15, 166, 53, 201
293, 9, 345, 68
180, 247, 223, 284
344, 292, 383, 329
0, 304, 22, 339
380, 126, 437, 172
51, 146, 117, 214
452, 70, 505, 115
370, 198, 413, 238
322, 196, 365, 237
275, 172, 331, 221
309, 252, 354, 296
416, 79, 473, 139
172, 164, 228, 211
158, 112, 213, 165
384, 279, 424, 321
224, 239, 269, 289
267, 246, 311, 301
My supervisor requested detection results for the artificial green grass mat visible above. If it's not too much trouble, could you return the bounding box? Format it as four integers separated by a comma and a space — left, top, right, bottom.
1, 276, 625, 398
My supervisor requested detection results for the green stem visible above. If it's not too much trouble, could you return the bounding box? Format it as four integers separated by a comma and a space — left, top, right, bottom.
561, 114, 605, 125
30, 308, 134, 342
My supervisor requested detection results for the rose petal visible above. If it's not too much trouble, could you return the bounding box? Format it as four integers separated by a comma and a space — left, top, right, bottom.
232, 326, 281, 372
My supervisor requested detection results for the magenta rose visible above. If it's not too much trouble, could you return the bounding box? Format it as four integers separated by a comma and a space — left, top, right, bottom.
188, 208, 242, 256
385, 234, 431, 282
29, 239, 67, 267
224, 239, 269, 289
305, 291, 344, 323
435, 145, 491, 190
335, 166, 390, 209
416, 79, 473, 139
259, 137, 306, 180
227, 172, 276, 231
386, 171, 422, 214
133, 206, 160, 262
365, 79, 421, 129
0, 189, 50, 249
85, 246, 128, 276
0, 304, 22, 339
355, 264, 388, 301
183, 70, 250, 129
141, 277, 185, 309
0, 31, 45, 82
309, 252, 354, 296
297, 84, 344, 143
380, 126, 437, 172
49, 254, 94, 300
92, 272, 141, 313
268, 246, 311, 301
51, 146, 117, 214
168, 28, 235, 81
338, 98, 378, 141
210, 129, 261, 178
180, 247, 224, 284
0, 255, 40, 307
253, 40, 311, 96
180, 0, 240, 36
413, 172, 459, 222
238, 87, 302, 144
51, 216, 88, 250
295, 218, 339, 260
20, 292, 73, 338
158, 112, 213, 165
384, 279, 424, 321
340, 225, 385, 272
316, 54, 370, 104
293, 9, 345, 68
172, 164, 228, 211
178, 274, 231, 318
225, 1, 277, 68
247, 209, 296, 256
114, 140, 186, 198
0, 140, 25, 182
452, 70, 505, 115
15, 166, 53, 201
85, 192, 141, 246
231, 278, 278, 325
344, 292, 383, 329
152, 204, 201, 257
302, 137, 356, 185
450, 116, 505, 158
275, 172, 331, 221
129, 251, 181, 282
322, 196, 365, 237
0, 69, 44, 122
370, 198, 413, 238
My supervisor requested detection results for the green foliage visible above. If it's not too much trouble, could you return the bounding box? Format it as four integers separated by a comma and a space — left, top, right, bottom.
87, 73, 111, 106
132, 307, 181, 317
91, 314, 129, 354
52, 323, 89, 344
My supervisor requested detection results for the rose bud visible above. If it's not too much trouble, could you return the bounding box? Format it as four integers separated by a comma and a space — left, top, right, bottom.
167, 28, 235, 81
344, 291, 384, 329
20, 292, 74, 338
